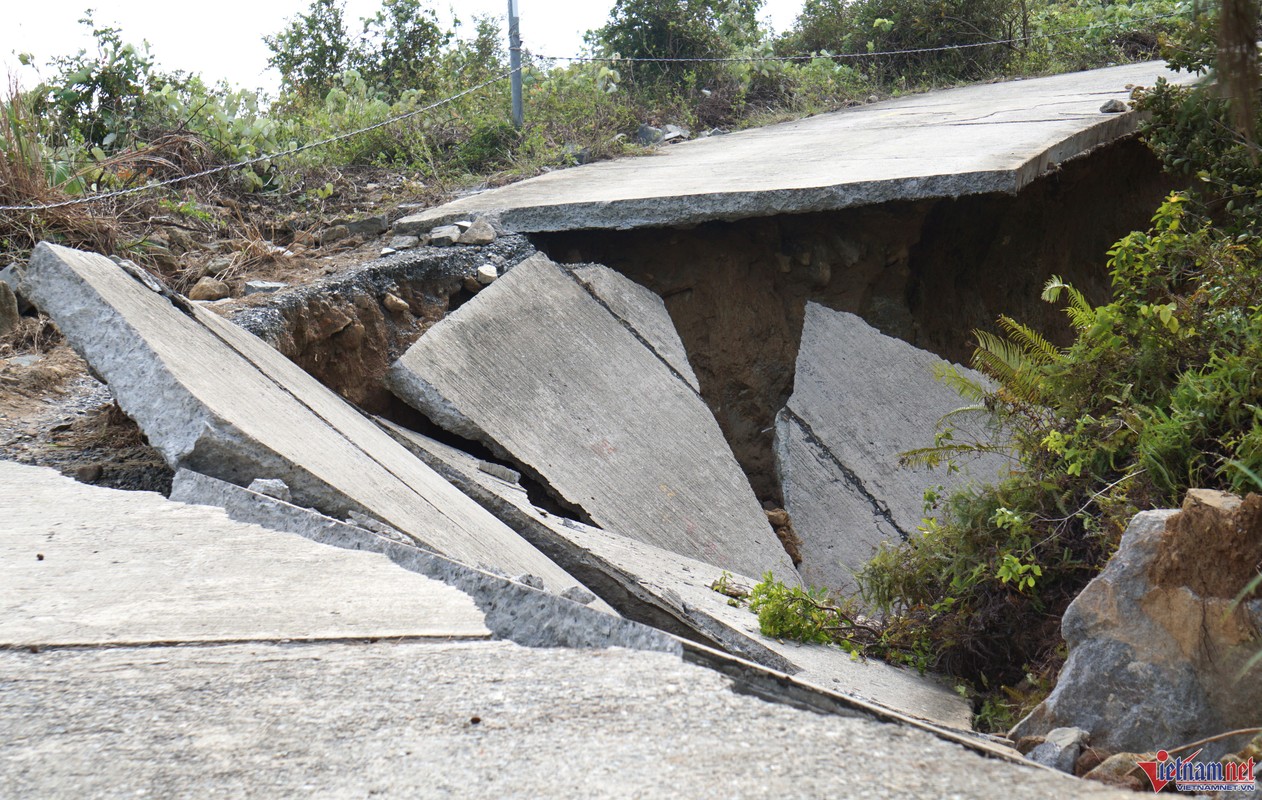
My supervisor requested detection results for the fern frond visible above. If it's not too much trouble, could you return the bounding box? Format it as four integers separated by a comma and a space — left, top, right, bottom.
973, 329, 1046, 406
1043, 275, 1096, 331
997, 315, 1060, 366
933, 362, 988, 403
898, 442, 1013, 469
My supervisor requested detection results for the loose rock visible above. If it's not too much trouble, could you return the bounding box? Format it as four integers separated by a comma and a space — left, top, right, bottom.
475, 265, 498, 285
636, 124, 664, 146
382, 293, 410, 314
429, 225, 462, 247
188, 277, 230, 302
388, 235, 420, 251
459, 218, 498, 246
1026, 727, 1089, 773
244, 281, 287, 296
1100, 99, 1128, 113
248, 478, 292, 503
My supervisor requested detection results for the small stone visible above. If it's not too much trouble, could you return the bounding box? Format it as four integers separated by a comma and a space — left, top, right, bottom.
388, 235, 420, 250
1100, 99, 1128, 113
380, 247, 397, 256
429, 225, 462, 247
248, 478, 292, 503
513, 573, 545, 590
662, 124, 690, 142
9, 354, 40, 367
476, 265, 498, 286
1026, 727, 1089, 773
244, 281, 287, 296
454, 220, 474, 231
561, 585, 597, 605
188, 277, 230, 302
0, 282, 19, 336
867, 94, 879, 103
1015, 735, 1046, 755
383, 293, 410, 314
321, 224, 350, 245
462, 276, 482, 292
458, 218, 497, 246
636, 124, 664, 146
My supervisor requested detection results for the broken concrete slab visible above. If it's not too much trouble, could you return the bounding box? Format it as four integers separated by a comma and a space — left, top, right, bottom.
20, 243, 586, 595
0, 640, 1131, 799
388, 253, 795, 580
0, 461, 491, 647
571, 264, 699, 392
379, 419, 972, 730
170, 466, 619, 620
775, 303, 1009, 594
396, 62, 1196, 233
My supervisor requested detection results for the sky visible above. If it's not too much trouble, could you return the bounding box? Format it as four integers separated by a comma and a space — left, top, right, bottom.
0, 0, 806, 95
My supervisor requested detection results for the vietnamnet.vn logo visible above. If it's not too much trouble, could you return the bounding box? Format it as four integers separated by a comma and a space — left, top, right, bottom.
1136, 749, 1258, 793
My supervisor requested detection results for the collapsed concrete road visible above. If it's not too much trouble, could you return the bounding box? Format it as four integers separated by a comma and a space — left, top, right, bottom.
378, 418, 972, 729
776, 304, 1010, 593
19, 243, 589, 595
397, 62, 1195, 234
1, 460, 1132, 797
389, 254, 796, 580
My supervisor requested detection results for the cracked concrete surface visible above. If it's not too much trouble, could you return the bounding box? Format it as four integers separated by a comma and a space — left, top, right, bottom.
396, 62, 1196, 234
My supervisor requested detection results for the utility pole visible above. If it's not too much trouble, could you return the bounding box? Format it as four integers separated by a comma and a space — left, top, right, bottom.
508, 0, 523, 129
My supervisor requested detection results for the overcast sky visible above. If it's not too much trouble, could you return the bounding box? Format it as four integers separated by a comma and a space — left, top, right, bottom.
0, 0, 806, 94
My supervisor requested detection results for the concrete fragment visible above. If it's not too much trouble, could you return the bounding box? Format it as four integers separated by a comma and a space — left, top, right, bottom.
388, 254, 795, 580
1012, 491, 1262, 759
248, 477, 291, 503
380, 247, 397, 256
168, 468, 622, 625
188, 276, 230, 301
1026, 727, 1090, 773
0, 281, 18, 336
430, 224, 462, 246
0, 461, 492, 646
775, 303, 1008, 594
244, 280, 287, 295
21, 242, 588, 595
388, 235, 420, 250
380, 419, 973, 729
662, 124, 690, 142
570, 264, 699, 391
459, 218, 498, 245
476, 264, 498, 285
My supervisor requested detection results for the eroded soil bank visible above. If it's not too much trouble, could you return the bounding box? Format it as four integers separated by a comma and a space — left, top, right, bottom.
533, 138, 1174, 498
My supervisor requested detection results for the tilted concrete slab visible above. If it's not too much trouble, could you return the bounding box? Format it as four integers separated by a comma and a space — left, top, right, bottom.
20, 243, 585, 594
570, 264, 700, 391
388, 254, 795, 580
397, 62, 1195, 233
0, 641, 1132, 799
379, 419, 972, 730
776, 304, 1011, 594
0, 461, 491, 647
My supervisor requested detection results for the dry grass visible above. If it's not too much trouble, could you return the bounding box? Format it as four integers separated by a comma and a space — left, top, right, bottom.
0, 82, 120, 259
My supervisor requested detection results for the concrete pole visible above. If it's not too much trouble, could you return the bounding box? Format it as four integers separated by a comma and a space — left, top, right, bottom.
508, 0, 523, 129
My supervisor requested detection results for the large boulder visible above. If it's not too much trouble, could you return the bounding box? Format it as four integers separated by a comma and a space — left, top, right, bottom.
1013, 490, 1262, 758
